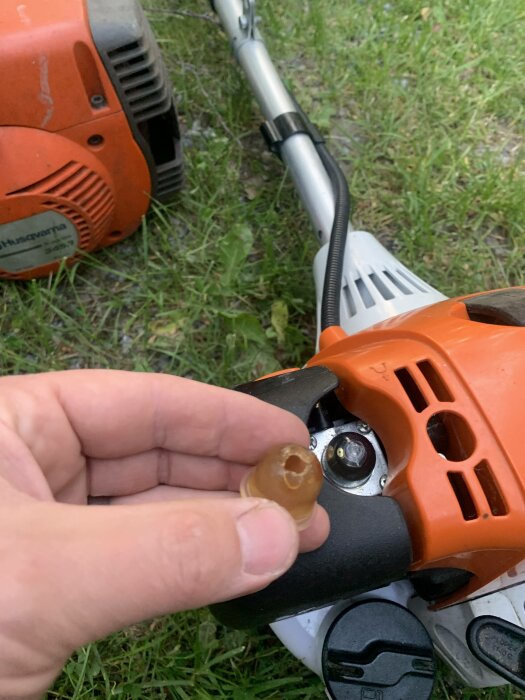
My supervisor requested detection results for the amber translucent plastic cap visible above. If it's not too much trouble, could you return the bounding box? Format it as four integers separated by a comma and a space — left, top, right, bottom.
241, 444, 323, 530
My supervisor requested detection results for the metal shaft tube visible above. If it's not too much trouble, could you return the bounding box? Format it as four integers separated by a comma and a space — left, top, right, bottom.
214, 0, 337, 244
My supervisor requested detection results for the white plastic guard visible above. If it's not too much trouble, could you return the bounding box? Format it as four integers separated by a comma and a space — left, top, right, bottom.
313, 230, 446, 339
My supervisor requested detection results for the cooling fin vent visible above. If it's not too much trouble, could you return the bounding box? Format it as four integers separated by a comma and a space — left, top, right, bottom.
156, 155, 184, 199
87, 0, 184, 201
474, 461, 508, 517
447, 472, 478, 521
393, 362, 508, 521
107, 39, 171, 122
343, 265, 435, 318
105, 35, 184, 199
447, 463, 507, 521
392, 362, 507, 522
8, 161, 114, 246
395, 361, 453, 413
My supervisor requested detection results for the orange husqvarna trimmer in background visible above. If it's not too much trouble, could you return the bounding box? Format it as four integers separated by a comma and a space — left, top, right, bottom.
0, 0, 183, 279
1, 1, 525, 697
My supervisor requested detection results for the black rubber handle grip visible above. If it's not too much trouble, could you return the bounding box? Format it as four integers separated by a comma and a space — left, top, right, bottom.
211, 479, 412, 628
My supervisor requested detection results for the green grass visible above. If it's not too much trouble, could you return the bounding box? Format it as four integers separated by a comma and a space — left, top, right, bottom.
0, 0, 524, 697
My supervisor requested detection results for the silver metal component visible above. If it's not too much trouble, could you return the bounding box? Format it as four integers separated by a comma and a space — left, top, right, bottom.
379, 474, 387, 489
356, 421, 371, 435
311, 420, 387, 497
213, 0, 336, 243
309, 435, 317, 450
239, 0, 259, 37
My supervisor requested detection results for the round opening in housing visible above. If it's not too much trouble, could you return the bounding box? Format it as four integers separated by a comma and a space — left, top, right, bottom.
426, 411, 476, 461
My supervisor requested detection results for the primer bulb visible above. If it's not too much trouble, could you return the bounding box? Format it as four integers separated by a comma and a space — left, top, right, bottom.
240, 444, 323, 530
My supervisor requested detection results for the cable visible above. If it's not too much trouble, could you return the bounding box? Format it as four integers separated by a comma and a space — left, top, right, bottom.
317, 143, 350, 330
286, 93, 351, 331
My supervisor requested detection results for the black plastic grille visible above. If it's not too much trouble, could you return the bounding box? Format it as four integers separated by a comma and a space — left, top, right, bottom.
107, 39, 172, 123
88, 0, 184, 200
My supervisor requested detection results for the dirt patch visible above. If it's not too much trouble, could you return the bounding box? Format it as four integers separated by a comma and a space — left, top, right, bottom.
476, 118, 523, 167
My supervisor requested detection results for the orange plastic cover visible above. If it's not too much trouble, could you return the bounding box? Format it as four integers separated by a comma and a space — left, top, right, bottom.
310, 288, 525, 604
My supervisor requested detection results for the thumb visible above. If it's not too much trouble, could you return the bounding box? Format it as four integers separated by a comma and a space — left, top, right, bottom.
30, 498, 299, 648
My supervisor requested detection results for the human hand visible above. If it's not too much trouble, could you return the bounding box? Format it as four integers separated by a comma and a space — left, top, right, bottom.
0, 370, 329, 699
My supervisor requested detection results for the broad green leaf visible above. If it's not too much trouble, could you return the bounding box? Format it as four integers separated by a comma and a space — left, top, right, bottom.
219, 225, 254, 288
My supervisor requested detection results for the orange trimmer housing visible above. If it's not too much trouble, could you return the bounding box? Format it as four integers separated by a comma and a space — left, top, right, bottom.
311, 287, 525, 604
0, 0, 182, 279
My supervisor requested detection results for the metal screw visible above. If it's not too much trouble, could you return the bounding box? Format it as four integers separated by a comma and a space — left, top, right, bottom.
309, 436, 317, 450
379, 475, 387, 489
90, 94, 106, 109
356, 421, 371, 435
87, 134, 104, 147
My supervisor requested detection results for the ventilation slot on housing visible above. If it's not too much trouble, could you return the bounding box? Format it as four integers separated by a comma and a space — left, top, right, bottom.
383, 269, 412, 295
369, 272, 395, 300
45, 202, 91, 248
355, 277, 375, 308
350, 268, 426, 310
340, 264, 436, 319
107, 39, 171, 122
6, 161, 77, 196
396, 268, 427, 292
9, 161, 114, 247
474, 461, 508, 516
448, 472, 478, 520
103, 30, 184, 199
344, 267, 438, 316
395, 368, 428, 412
343, 283, 357, 317
108, 41, 146, 69
417, 360, 454, 402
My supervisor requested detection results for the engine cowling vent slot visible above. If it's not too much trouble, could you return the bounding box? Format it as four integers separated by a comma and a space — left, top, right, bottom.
87, 0, 184, 201
383, 269, 412, 295
416, 360, 454, 402
107, 37, 171, 122
369, 272, 395, 300
474, 461, 508, 516
448, 472, 478, 521
395, 367, 428, 413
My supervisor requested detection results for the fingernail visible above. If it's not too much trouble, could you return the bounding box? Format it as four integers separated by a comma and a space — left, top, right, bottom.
236, 502, 298, 576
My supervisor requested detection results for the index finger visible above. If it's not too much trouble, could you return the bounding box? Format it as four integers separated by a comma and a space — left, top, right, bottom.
47, 370, 309, 462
